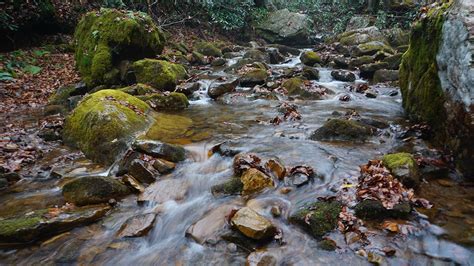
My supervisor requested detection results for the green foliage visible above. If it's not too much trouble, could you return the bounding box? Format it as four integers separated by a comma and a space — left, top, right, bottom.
0, 49, 50, 80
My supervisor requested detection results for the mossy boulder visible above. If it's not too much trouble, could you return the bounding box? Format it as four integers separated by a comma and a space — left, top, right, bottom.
195, 42, 222, 57
359, 62, 389, 79
353, 41, 395, 57
74, 8, 165, 87
0, 205, 110, 245
302, 66, 320, 80
300, 51, 322, 66
48, 85, 76, 106
336, 26, 386, 46
282, 78, 327, 100
349, 55, 375, 68
256, 9, 313, 45
373, 69, 399, 83
354, 200, 411, 220
62, 176, 130, 206
132, 59, 187, 91
63, 90, 151, 165
243, 49, 271, 64
383, 153, 420, 188
239, 68, 269, 87
118, 83, 156, 96
310, 119, 375, 142
289, 201, 342, 238
138, 92, 189, 111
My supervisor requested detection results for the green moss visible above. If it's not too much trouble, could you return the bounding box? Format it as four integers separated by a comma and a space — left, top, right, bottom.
138, 92, 189, 110
289, 201, 342, 238
355, 41, 394, 56
399, 3, 451, 131
239, 68, 268, 86
63, 89, 151, 165
118, 83, 156, 96
74, 8, 165, 87
382, 153, 419, 188
48, 85, 76, 106
300, 51, 322, 66
283, 77, 304, 95
211, 178, 243, 196
0, 215, 43, 237
195, 42, 222, 57
144, 113, 193, 143
132, 59, 187, 91
383, 153, 415, 170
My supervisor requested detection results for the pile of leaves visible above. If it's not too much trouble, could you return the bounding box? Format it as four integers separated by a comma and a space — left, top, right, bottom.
357, 160, 432, 209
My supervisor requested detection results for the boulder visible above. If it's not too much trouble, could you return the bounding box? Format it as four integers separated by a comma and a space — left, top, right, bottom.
282, 78, 330, 100
382, 53, 403, 70
152, 158, 176, 174
360, 62, 389, 79
309, 119, 375, 142
128, 159, 157, 184
239, 68, 269, 87
373, 69, 399, 83
138, 92, 189, 111
195, 42, 222, 57
300, 51, 322, 66
62, 176, 130, 206
132, 140, 185, 163
132, 59, 187, 91
349, 55, 375, 68
241, 168, 274, 195
354, 200, 411, 220
302, 66, 320, 80
256, 9, 314, 45
336, 26, 386, 46
63, 90, 151, 165
0, 205, 110, 245
383, 27, 410, 47
382, 153, 420, 188
230, 207, 276, 240
74, 9, 165, 87
289, 201, 342, 238
208, 78, 240, 99
353, 41, 395, 57
399, 1, 474, 177
243, 49, 271, 64
118, 83, 156, 96
331, 70, 356, 82
186, 204, 237, 244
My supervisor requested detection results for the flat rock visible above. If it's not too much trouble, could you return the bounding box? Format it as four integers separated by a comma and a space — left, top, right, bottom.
186, 204, 237, 244
138, 179, 189, 204
230, 207, 276, 240
117, 213, 157, 238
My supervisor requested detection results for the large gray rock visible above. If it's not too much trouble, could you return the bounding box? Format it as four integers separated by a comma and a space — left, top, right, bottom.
335, 26, 386, 46
256, 9, 314, 45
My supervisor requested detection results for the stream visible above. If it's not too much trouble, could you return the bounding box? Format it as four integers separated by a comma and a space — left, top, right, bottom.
1, 47, 473, 265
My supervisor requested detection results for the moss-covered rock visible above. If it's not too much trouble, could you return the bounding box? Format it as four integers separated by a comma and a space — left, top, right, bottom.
309, 119, 375, 142
211, 178, 243, 196
118, 83, 156, 96
360, 62, 389, 79
289, 201, 342, 238
138, 92, 189, 111
382, 153, 420, 188
282, 78, 328, 100
349, 55, 375, 68
195, 42, 222, 57
48, 85, 76, 106
239, 68, 269, 87
0, 205, 110, 245
62, 176, 130, 206
132, 59, 187, 91
353, 41, 395, 57
300, 51, 322, 66
354, 200, 411, 220
74, 9, 165, 87
336, 26, 386, 46
63, 90, 151, 165
382, 53, 403, 70
243, 49, 270, 64
302, 66, 320, 80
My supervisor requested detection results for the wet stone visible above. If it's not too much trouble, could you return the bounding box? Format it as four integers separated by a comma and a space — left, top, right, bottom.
265, 159, 286, 180
152, 158, 176, 174
230, 207, 276, 240
208, 78, 240, 99
210, 140, 245, 157
211, 178, 243, 196
62, 176, 130, 206
331, 70, 356, 82
186, 204, 237, 244
138, 178, 189, 204
117, 213, 157, 238
354, 200, 411, 220
121, 175, 145, 193
241, 168, 274, 195
289, 173, 310, 187
132, 140, 185, 163
309, 119, 375, 142
128, 159, 157, 184
289, 201, 342, 238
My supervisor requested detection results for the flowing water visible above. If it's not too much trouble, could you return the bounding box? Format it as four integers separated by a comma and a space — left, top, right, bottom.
1, 49, 473, 265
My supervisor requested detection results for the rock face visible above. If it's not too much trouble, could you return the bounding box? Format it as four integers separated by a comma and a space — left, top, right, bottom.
256, 9, 314, 45
399, 1, 474, 177
63, 90, 151, 165
230, 207, 276, 240
62, 176, 130, 206
0, 205, 110, 245
74, 9, 165, 87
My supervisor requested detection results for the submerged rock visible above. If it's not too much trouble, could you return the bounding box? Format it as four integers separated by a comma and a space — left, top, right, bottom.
132, 140, 185, 163
282, 78, 330, 100
62, 176, 130, 206
117, 213, 157, 238
231, 207, 276, 240
0, 205, 110, 245
208, 78, 240, 100
74, 8, 165, 87
144, 113, 193, 143
289, 201, 342, 238
132, 59, 187, 91
63, 90, 151, 166
241, 168, 274, 195
137, 178, 189, 204
382, 153, 420, 188
310, 119, 375, 142
354, 200, 411, 220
